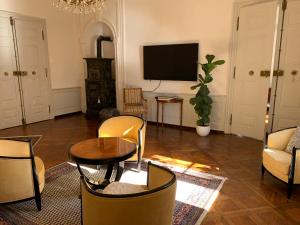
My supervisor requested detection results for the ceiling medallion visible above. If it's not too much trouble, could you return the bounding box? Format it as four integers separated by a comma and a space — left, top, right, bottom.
53, 0, 106, 14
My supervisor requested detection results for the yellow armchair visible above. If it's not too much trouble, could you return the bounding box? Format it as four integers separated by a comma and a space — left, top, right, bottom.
98, 115, 146, 170
0, 140, 45, 210
262, 127, 300, 198
81, 162, 177, 225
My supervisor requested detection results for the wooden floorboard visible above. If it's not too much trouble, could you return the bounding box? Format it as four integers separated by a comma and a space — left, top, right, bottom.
0, 114, 299, 225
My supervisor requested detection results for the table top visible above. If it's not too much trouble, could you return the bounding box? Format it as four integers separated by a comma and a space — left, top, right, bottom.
69, 137, 136, 165
155, 96, 183, 103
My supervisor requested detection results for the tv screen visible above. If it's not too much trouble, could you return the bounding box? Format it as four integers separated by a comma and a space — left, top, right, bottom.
143, 43, 199, 81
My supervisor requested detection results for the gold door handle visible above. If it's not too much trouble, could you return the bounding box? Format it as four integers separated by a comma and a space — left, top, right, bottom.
260, 70, 284, 77
291, 70, 298, 76
21, 71, 28, 76
13, 71, 21, 76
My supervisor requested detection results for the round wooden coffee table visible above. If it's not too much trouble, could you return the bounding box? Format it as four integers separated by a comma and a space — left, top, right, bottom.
69, 137, 136, 189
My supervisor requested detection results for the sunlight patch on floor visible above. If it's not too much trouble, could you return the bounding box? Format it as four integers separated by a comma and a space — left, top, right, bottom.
149, 154, 219, 172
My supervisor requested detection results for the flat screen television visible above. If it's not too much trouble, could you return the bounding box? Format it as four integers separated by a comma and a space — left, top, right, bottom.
143, 43, 199, 81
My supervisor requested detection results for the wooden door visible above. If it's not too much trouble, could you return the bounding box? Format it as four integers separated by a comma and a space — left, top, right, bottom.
271, 0, 300, 130
0, 16, 23, 129
13, 18, 51, 124
231, 1, 279, 140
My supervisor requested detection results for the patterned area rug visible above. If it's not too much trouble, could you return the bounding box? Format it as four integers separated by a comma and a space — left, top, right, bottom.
0, 135, 42, 147
0, 160, 226, 225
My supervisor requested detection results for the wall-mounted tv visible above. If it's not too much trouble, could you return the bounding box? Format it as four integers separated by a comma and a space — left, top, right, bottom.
143, 43, 199, 81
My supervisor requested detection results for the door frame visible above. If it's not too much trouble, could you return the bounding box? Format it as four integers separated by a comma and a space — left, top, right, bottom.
225, 0, 282, 135
0, 10, 54, 121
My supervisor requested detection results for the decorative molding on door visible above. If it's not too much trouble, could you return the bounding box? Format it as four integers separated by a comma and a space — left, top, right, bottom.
52, 87, 82, 116
143, 92, 226, 131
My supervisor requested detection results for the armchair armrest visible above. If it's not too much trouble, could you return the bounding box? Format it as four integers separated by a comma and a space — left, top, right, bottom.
267, 128, 296, 150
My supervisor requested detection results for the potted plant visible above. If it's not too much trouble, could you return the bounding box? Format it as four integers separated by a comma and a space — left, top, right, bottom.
190, 54, 225, 136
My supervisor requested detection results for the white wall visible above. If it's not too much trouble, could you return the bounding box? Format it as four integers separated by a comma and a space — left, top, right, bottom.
0, 0, 236, 126
123, 0, 234, 96
76, 0, 235, 129
0, 0, 82, 89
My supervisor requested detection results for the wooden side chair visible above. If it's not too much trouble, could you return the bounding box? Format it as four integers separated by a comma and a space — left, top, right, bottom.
123, 88, 147, 119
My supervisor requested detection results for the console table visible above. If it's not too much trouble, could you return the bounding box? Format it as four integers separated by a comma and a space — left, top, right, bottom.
155, 97, 183, 128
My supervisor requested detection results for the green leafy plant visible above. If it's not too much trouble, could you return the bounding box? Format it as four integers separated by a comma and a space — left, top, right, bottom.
190, 54, 225, 126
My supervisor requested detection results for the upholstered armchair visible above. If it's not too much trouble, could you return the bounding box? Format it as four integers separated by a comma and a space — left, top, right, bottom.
81, 162, 177, 225
0, 140, 45, 210
262, 127, 300, 198
98, 115, 146, 170
123, 88, 147, 119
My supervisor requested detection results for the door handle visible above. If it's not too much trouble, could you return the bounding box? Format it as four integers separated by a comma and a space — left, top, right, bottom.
291, 70, 298, 76
20, 71, 28, 76
13, 71, 21, 76
260, 70, 284, 77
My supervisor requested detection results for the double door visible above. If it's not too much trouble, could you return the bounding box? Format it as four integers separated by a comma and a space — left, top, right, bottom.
230, 0, 300, 140
270, 0, 300, 130
0, 14, 51, 129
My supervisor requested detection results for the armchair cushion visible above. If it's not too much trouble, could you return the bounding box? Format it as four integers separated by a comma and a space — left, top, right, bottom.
263, 149, 291, 175
263, 148, 300, 183
103, 182, 147, 195
286, 127, 300, 154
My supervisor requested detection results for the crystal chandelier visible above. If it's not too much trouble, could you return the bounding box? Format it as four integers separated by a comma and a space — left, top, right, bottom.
53, 0, 106, 14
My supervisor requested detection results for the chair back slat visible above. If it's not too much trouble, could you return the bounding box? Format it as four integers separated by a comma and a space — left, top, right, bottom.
124, 88, 142, 105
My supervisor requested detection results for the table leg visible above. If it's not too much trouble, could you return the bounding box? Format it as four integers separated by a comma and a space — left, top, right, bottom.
115, 161, 125, 181
76, 163, 107, 190
104, 163, 114, 180
156, 101, 159, 126
76, 163, 84, 176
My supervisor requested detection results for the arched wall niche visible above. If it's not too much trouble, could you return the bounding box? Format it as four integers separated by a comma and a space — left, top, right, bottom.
79, 16, 124, 112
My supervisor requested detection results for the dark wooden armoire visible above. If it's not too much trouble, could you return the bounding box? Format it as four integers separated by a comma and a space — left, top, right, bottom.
85, 36, 116, 118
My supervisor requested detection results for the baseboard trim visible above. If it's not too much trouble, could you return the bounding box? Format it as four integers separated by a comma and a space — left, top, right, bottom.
146, 121, 224, 134
54, 111, 83, 119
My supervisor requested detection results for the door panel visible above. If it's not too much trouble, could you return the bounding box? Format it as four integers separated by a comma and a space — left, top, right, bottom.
0, 16, 23, 129
231, 1, 279, 140
272, 0, 300, 130
14, 19, 50, 124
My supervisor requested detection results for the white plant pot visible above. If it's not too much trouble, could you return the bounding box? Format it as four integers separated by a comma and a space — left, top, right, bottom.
196, 125, 211, 136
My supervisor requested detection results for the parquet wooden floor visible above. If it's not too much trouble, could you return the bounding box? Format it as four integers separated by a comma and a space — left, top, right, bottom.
0, 114, 299, 225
